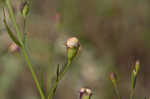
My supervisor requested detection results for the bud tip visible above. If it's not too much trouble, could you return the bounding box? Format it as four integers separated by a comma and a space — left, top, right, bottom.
8, 43, 20, 53
80, 88, 92, 98
66, 37, 80, 49
110, 72, 117, 80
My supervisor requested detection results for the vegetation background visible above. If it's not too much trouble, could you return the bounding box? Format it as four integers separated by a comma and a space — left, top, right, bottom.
0, 0, 150, 99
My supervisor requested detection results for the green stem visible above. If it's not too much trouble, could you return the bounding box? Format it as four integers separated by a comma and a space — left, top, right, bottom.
6, 0, 23, 46
22, 46, 45, 99
23, 18, 27, 44
59, 60, 72, 80
130, 88, 134, 99
112, 80, 121, 99
6, 0, 45, 99
47, 60, 72, 99
130, 71, 137, 99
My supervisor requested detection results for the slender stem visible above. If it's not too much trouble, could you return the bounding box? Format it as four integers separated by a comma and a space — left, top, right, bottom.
22, 46, 45, 99
59, 60, 71, 80
113, 82, 121, 99
115, 86, 121, 99
130, 75, 135, 99
6, 0, 45, 99
41, 68, 46, 94
48, 60, 72, 99
130, 88, 134, 99
130, 71, 137, 99
23, 18, 27, 44
6, 0, 23, 46
48, 79, 59, 99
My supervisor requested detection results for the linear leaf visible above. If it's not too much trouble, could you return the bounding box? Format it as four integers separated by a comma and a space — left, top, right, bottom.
3, 9, 21, 47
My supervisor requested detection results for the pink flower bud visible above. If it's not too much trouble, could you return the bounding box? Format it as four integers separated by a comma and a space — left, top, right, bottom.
66, 37, 80, 49
8, 42, 20, 53
110, 72, 117, 81
66, 37, 80, 61
80, 88, 92, 99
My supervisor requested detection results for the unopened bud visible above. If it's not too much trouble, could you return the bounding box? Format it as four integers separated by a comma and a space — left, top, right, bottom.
110, 72, 121, 98
66, 37, 80, 48
56, 13, 60, 23
110, 72, 117, 81
80, 88, 92, 99
135, 60, 140, 74
131, 60, 141, 89
20, 1, 30, 18
66, 37, 80, 61
8, 43, 20, 53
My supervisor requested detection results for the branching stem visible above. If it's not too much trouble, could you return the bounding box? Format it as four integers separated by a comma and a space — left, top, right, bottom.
6, 0, 45, 99
48, 60, 72, 99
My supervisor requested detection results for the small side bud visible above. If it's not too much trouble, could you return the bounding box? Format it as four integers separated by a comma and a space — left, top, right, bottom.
110, 72, 117, 81
56, 13, 60, 23
66, 37, 80, 61
135, 60, 140, 74
20, 1, 30, 18
110, 72, 121, 99
131, 60, 140, 89
80, 88, 92, 99
8, 42, 20, 53
110, 72, 117, 88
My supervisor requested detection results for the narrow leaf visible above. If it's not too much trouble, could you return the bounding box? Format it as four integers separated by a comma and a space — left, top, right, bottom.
3, 9, 21, 47
56, 64, 60, 81
40, 69, 46, 95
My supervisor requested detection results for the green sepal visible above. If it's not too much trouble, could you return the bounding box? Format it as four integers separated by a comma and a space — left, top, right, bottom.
81, 95, 91, 99
67, 47, 79, 61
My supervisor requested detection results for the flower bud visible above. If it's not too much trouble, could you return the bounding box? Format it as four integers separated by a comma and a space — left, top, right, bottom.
110, 72, 121, 99
131, 60, 140, 89
8, 42, 20, 53
66, 37, 80, 61
110, 72, 117, 81
20, 1, 30, 18
135, 60, 140, 74
80, 88, 92, 99
110, 72, 117, 86
56, 13, 60, 23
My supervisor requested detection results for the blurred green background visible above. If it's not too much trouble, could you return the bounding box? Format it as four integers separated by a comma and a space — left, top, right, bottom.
0, 0, 150, 99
